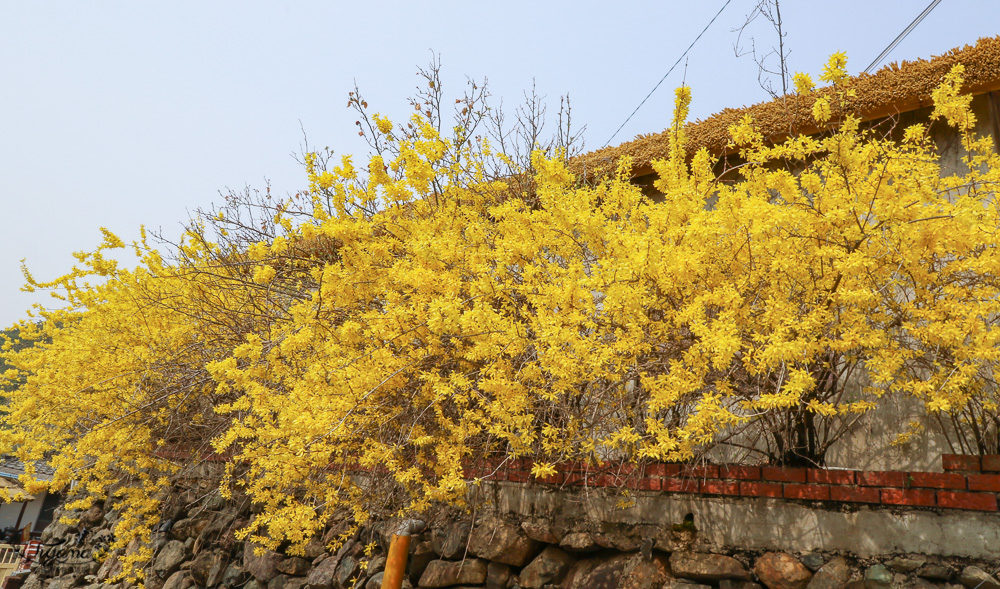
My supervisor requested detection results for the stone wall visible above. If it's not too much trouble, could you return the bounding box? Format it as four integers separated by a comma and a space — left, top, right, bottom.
11, 462, 1000, 589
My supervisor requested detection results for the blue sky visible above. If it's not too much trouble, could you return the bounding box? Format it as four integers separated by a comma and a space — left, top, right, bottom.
2, 1, 998, 327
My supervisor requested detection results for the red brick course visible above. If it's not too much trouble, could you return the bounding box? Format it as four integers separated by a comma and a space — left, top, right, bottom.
982, 455, 1000, 472
701, 480, 740, 495
807, 468, 855, 485
644, 463, 681, 477
881, 488, 936, 507
830, 486, 880, 503
784, 484, 831, 500
720, 465, 761, 480
967, 474, 1000, 492
762, 466, 807, 483
478, 457, 1000, 513
942, 454, 981, 471
685, 464, 720, 479
937, 490, 998, 511
858, 471, 908, 487
662, 478, 700, 493
908, 472, 966, 489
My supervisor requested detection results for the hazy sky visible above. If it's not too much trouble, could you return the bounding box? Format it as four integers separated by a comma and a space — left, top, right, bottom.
3, 1, 999, 327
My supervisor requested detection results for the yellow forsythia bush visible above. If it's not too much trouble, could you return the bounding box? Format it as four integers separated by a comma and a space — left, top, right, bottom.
2, 58, 1000, 573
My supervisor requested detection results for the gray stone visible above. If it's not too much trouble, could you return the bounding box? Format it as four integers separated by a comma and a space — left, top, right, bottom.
47, 575, 83, 589
246, 581, 266, 589
418, 559, 489, 588
593, 530, 642, 552
672, 552, 751, 582
80, 506, 105, 527
42, 523, 78, 544
268, 575, 290, 589
864, 565, 892, 589
221, 564, 250, 588
302, 539, 327, 560
408, 541, 436, 585
153, 541, 189, 580
562, 554, 631, 589
800, 555, 826, 573
285, 579, 307, 589
277, 558, 312, 577
959, 567, 1000, 589
145, 568, 166, 589
652, 528, 697, 552
431, 521, 471, 560
665, 582, 713, 589
244, 546, 284, 583
806, 557, 850, 589
169, 518, 208, 541
887, 557, 926, 574
619, 554, 672, 589
162, 571, 195, 589
520, 546, 574, 588
559, 532, 600, 553
304, 556, 341, 589
520, 520, 562, 545
191, 550, 226, 586
96, 553, 122, 582
334, 556, 360, 589
919, 565, 955, 582
364, 572, 384, 589
910, 579, 940, 589
755, 553, 812, 589
207, 559, 228, 587
486, 562, 511, 589
367, 556, 386, 576
468, 517, 541, 567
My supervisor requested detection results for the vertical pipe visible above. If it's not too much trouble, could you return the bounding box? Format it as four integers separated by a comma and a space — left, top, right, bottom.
380, 534, 412, 589
380, 519, 424, 589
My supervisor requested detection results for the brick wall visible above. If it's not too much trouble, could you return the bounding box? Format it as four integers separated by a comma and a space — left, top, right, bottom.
464, 453, 1000, 512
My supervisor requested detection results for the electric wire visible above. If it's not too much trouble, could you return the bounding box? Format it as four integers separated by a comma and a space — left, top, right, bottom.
603, 0, 733, 148
864, 0, 943, 74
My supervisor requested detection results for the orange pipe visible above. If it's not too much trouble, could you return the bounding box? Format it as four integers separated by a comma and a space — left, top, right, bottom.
380, 533, 412, 589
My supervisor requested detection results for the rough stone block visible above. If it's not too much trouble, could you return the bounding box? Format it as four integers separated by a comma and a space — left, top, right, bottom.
467, 517, 541, 566
417, 559, 488, 588
519, 546, 574, 588
671, 552, 750, 582
754, 552, 812, 589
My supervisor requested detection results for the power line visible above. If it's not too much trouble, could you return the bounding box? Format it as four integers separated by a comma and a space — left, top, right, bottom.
864, 0, 943, 74
603, 0, 733, 148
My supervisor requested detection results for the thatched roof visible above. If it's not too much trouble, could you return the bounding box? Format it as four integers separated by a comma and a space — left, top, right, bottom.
574, 35, 1000, 178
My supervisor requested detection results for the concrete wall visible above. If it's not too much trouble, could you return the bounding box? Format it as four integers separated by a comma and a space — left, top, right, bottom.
476, 480, 1000, 560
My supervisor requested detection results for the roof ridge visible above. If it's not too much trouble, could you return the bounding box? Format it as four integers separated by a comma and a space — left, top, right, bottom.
573, 35, 1000, 178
